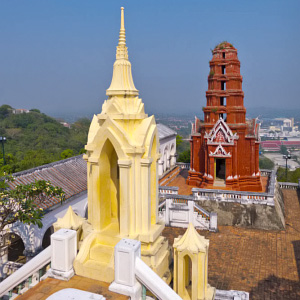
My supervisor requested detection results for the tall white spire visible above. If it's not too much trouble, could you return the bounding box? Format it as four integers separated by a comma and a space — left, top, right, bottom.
106, 7, 138, 96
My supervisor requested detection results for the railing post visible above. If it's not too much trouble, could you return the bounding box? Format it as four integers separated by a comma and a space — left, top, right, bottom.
165, 198, 172, 226
46, 229, 77, 280
188, 200, 194, 225
0, 247, 52, 298
209, 212, 218, 232
109, 239, 142, 300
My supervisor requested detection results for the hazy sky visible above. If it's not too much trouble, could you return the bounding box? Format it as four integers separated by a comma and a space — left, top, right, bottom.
0, 0, 299, 118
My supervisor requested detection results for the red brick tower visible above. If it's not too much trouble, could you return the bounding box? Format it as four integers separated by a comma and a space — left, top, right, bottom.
187, 42, 262, 192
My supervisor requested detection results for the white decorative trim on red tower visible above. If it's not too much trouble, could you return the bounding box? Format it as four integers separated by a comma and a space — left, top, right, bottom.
205, 118, 238, 145
209, 144, 231, 157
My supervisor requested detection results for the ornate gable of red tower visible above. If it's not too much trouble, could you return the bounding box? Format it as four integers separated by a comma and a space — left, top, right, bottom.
205, 118, 238, 145
187, 42, 262, 192
209, 144, 231, 157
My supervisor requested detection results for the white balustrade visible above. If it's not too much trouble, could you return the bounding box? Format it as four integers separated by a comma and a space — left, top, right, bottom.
110, 239, 183, 300
135, 257, 182, 300
0, 247, 51, 298
158, 195, 215, 231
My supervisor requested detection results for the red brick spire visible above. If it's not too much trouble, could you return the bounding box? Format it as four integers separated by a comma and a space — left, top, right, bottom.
203, 41, 246, 128
187, 42, 262, 192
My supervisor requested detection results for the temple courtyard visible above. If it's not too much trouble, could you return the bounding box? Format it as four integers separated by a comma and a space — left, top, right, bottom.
14, 189, 300, 300
163, 188, 300, 299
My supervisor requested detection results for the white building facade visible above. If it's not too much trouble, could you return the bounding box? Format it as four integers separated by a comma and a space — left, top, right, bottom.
157, 123, 177, 177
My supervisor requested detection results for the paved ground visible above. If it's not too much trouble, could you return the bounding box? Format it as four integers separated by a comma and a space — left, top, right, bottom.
163, 189, 300, 299
164, 169, 269, 195
16, 276, 129, 300
264, 153, 300, 170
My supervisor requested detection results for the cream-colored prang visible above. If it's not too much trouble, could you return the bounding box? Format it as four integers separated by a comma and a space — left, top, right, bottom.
54, 206, 84, 231
73, 7, 170, 284
53, 206, 85, 249
173, 224, 216, 300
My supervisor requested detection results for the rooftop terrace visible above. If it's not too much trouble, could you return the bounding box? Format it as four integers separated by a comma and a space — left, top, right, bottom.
12, 189, 300, 300
161, 168, 269, 195
163, 189, 300, 299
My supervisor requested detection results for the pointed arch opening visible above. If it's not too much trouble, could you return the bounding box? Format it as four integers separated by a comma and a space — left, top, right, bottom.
170, 143, 176, 167
183, 254, 193, 300
99, 139, 120, 233
163, 146, 169, 173
42, 226, 54, 249
6, 233, 25, 263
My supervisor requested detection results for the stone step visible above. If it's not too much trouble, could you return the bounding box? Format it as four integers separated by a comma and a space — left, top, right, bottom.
96, 235, 120, 247
83, 259, 114, 282
90, 244, 114, 263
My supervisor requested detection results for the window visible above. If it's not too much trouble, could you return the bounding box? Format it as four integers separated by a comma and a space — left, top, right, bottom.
221, 81, 226, 90
219, 113, 227, 122
222, 65, 225, 74
220, 97, 226, 106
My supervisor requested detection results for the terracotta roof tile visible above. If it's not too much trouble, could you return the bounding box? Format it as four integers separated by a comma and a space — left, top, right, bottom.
8, 155, 87, 210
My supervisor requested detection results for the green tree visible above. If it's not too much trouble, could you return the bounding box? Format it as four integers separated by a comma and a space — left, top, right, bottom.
18, 150, 56, 171
0, 171, 65, 238
0, 153, 19, 174
0, 108, 91, 173
178, 149, 190, 163
29, 109, 40, 113
259, 156, 275, 170
61, 149, 74, 159
277, 167, 300, 183
280, 145, 288, 155
0, 105, 13, 118
79, 148, 87, 154
177, 140, 190, 154
176, 135, 183, 148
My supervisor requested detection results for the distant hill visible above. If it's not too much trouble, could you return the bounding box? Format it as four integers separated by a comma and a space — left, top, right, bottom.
0, 105, 90, 173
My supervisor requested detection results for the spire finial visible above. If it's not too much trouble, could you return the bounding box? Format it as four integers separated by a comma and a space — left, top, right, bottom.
106, 7, 138, 96
116, 7, 128, 59
119, 7, 126, 46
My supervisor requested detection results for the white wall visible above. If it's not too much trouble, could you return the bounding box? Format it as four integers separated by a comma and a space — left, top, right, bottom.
158, 135, 176, 177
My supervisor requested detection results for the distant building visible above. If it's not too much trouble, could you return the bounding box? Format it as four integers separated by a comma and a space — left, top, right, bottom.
60, 122, 71, 128
261, 140, 300, 152
12, 108, 29, 114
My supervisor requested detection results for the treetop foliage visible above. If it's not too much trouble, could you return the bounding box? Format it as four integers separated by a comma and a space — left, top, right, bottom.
0, 105, 90, 173
277, 167, 300, 183
259, 156, 275, 170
